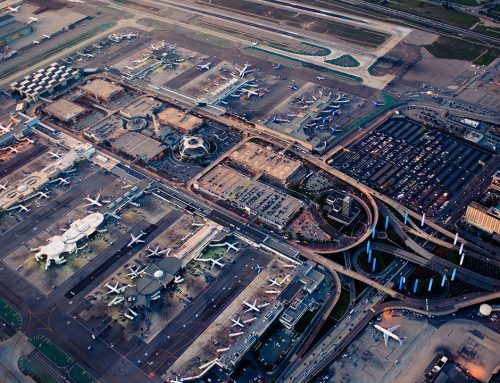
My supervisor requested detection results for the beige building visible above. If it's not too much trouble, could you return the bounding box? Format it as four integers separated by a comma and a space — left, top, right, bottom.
229, 142, 302, 182
464, 202, 500, 234
157, 107, 202, 133
81, 79, 124, 102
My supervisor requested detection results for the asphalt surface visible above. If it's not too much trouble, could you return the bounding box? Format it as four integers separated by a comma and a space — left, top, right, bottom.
126, 247, 273, 377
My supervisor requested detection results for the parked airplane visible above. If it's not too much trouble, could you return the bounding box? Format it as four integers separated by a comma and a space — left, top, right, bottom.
374, 324, 404, 346
0, 124, 10, 134
231, 317, 244, 328
244, 89, 263, 98
24, 137, 35, 144
127, 231, 147, 247
272, 63, 281, 70
53, 177, 69, 185
126, 265, 144, 279
12, 204, 30, 213
120, 32, 139, 39
268, 278, 282, 287
48, 150, 62, 159
235, 63, 250, 78
7, 5, 20, 13
197, 62, 211, 70
243, 299, 260, 313
84, 194, 102, 207
32, 40, 40, 44
37, 191, 50, 199
208, 257, 224, 269
28, 16, 43, 23
43, 34, 51, 39
254, 264, 264, 273
288, 84, 298, 91
316, 76, 324, 80
372, 99, 385, 107
0, 183, 7, 190
104, 282, 124, 295
146, 245, 170, 258
108, 296, 124, 306
150, 44, 159, 51
209, 242, 240, 252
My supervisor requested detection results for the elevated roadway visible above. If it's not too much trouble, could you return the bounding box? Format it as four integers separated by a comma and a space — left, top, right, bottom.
284, 289, 500, 382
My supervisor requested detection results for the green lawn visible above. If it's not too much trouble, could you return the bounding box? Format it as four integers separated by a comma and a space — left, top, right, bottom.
473, 24, 500, 38
18, 357, 58, 383
246, 47, 363, 82
29, 336, 72, 368
326, 54, 360, 67
383, 0, 479, 28
448, 0, 477, 5
425, 36, 499, 64
329, 288, 351, 320
0, 299, 22, 330
69, 364, 97, 383
270, 42, 331, 56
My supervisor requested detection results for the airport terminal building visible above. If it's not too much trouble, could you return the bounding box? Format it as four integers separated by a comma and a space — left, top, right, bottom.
0, 15, 32, 47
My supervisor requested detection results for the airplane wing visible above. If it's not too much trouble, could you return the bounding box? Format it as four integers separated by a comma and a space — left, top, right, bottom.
388, 325, 400, 332
383, 333, 389, 347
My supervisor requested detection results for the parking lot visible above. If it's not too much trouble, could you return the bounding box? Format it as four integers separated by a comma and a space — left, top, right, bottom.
329, 118, 493, 218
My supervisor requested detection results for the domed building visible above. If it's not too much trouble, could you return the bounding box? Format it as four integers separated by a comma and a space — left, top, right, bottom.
178, 136, 210, 160
32, 212, 104, 270
123, 257, 183, 308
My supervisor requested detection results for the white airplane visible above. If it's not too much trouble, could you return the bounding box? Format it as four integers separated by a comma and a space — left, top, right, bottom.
37, 191, 50, 199
255, 264, 264, 273
48, 150, 62, 159
197, 62, 211, 70
54, 177, 69, 185
235, 63, 250, 78
243, 299, 260, 313
24, 137, 35, 144
28, 16, 43, 23
146, 245, 170, 258
7, 5, 20, 13
231, 317, 244, 328
43, 34, 51, 39
83, 53, 95, 58
0, 124, 10, 134
126, 265, 144, 279
127, 231, 146, 247
268, 278, 282, 287
374, 325, 404, 346
0, 183, 7, 191
32, 40, 40, 44
13, 204, 30, 213
150, 44, 159, 51
108, 296, 124, 306
132, 57, 148, 64
244, 89, 263, 98
208, 257, 224, 269
120, 32, 138, 39
104, 283, 121, 295
84, 194, 102, 207
316, 76, 324, 80
209, 242, 240, 252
